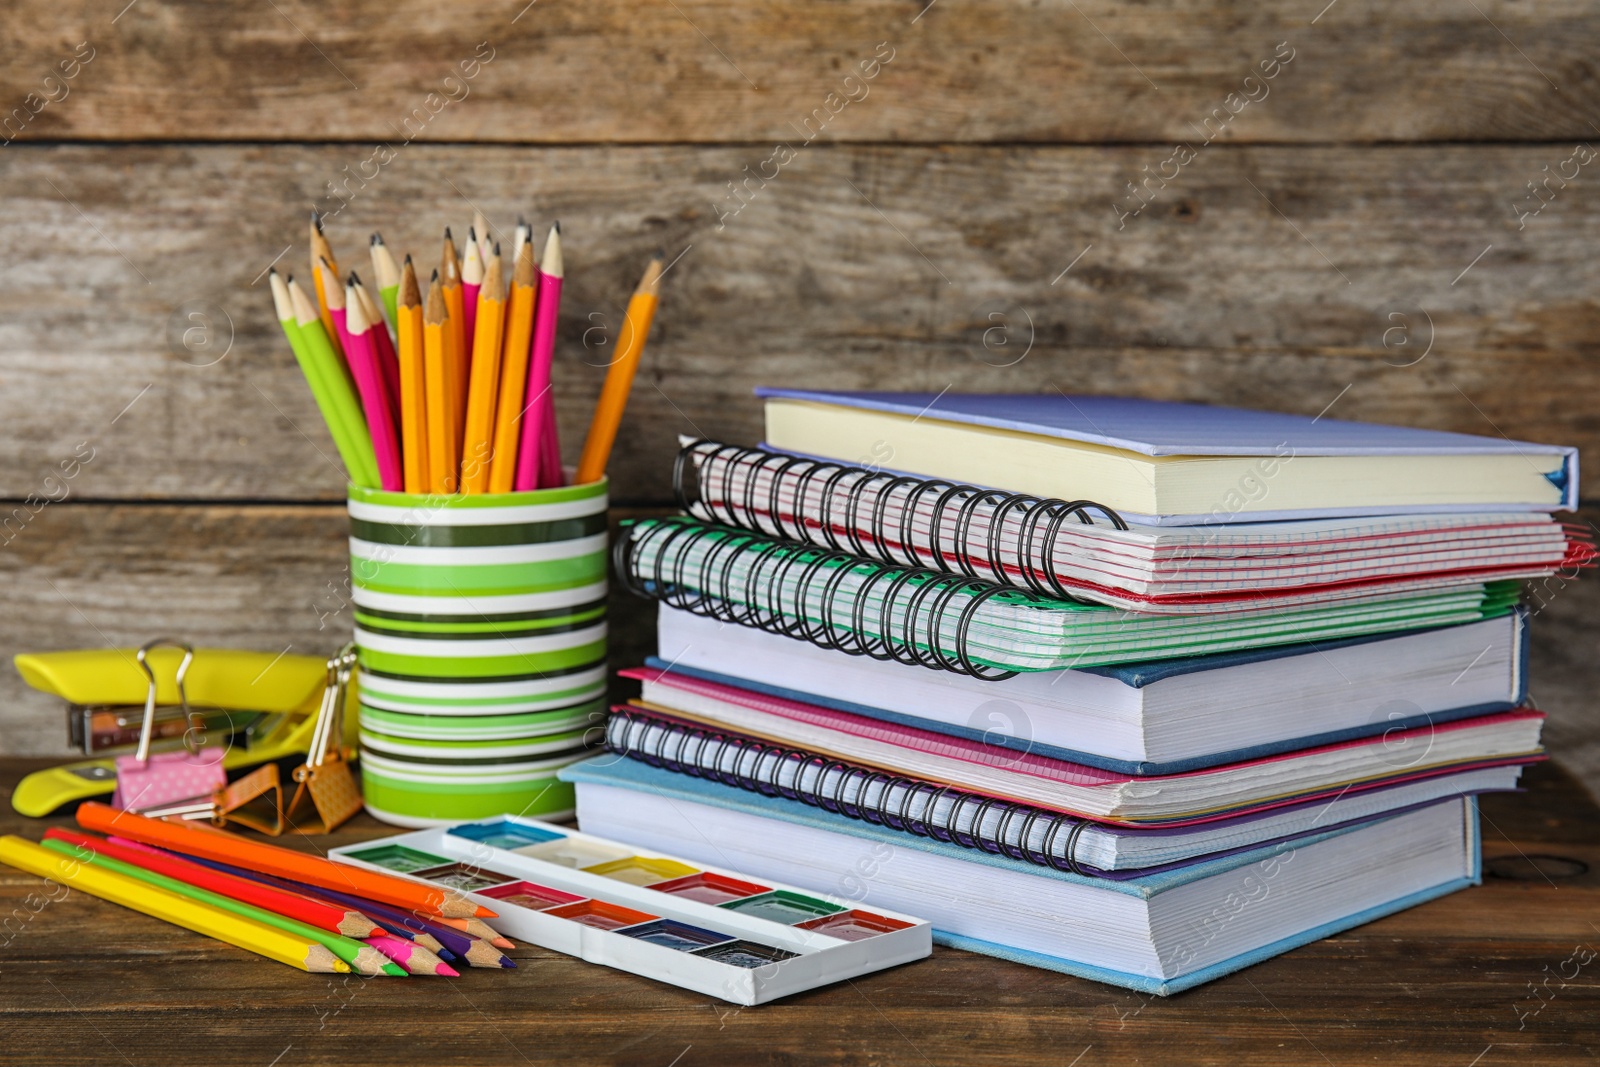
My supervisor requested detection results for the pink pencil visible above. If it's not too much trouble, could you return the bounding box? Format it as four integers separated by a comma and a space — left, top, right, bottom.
462, 230, 483, 354
354, 278, 402, 425
364, 933, 460, 977
344, 278, 404, 490
539, 393, 564, 487
514, 223, 564, 491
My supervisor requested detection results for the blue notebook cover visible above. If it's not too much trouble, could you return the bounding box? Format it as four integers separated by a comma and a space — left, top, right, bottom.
562, 757, 1481, 995
642, 609, 1528, 775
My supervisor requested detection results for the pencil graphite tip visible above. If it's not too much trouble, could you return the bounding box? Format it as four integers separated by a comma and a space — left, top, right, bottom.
311, 208, 323, 232
493, 241, 502, 257
517, 213, 528, 227
348, 270, 363, 286
371, 232, 384, 246
404, 253, 413, 265
443, 226, 453, 240
553, 220, 561, 235
467, 225, 477, 241
431, 268, 439, 282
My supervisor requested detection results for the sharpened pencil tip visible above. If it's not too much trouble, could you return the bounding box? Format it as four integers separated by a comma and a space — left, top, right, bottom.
553, 220, 561, 234
493, 242, 501, 256
348, 270, 362, 285
467, 225, 477, 241
431, 268, 439, 281
404, 253, 413, 265
444, 226, 453, 240
518, 214, 528, 227
311, 208, 323, 231
371, 232, 384, 246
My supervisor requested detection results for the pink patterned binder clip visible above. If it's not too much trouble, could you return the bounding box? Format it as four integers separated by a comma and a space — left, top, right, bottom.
111, 639, 227, 812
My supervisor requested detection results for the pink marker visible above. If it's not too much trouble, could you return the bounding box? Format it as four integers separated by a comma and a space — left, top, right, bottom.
515, 223, 564, 491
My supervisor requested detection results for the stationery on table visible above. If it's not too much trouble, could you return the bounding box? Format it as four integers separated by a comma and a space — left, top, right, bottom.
329, 815, 930, 1004
0, 800, 536, 980
272, 212, 664, 493
568, 388, 1586, 993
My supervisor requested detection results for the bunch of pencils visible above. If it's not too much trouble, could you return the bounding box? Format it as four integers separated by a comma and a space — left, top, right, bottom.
0, 803, 517, 977
270, 209, 663, 494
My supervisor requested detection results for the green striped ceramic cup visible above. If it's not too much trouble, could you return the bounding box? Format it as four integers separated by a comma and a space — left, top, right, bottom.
347, 479, 608, 827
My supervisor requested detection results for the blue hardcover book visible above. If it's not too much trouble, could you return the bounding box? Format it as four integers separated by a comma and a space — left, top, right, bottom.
564, 757, 1482, 995
757, 388, 1577, 522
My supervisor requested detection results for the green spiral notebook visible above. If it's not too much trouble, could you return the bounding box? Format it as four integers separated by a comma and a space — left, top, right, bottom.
615, 516, 1520, 675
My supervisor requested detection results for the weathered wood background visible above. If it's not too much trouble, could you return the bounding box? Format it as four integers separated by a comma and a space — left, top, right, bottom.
1, 0, 1598, 798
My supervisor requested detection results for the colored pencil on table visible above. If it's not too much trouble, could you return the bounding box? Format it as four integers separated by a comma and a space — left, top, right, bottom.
577, 255, 664, 484
515, 223, 565, 491
352, 275, 402, 426
424, 272, 460, 493
488, 241, 538, 493
75, 803, 496, 918
138, 847, 461, 962
344, 276, 404, 491
462, 229, 484, 351
273, 271, 380, 488
310, 210, 343, 358
45, 829, 380, 939
0, 836, 348, 974
460, 251, 506, 493
434, 915, 515, 949
194, 856, 511, 968
396, 258, 429, 493
440, 229, 468, 435
365, 933, 458, 977
370, 232, 401, 327
38, 836, 400, 977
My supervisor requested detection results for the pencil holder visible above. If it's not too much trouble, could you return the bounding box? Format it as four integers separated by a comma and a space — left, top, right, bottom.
346, 478, 608, 827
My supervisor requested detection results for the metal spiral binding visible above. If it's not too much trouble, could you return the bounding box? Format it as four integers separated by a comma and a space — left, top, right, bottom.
605, 707, 1096, 876
672, 439, 1127, 602
614, 515, 1039, 680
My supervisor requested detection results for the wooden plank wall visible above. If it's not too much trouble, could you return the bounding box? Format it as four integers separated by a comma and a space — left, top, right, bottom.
1, 1, 1597, 789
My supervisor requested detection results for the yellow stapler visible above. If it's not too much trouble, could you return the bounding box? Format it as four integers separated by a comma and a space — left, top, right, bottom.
12, 645, 359, 818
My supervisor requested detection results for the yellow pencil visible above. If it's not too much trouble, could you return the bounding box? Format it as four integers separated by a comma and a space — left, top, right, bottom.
424, 272, 460, 493
0, 836, 348, 974
577, 255, 664, 485
440, 230, 468, 440
461, 251, 507, 493
489, 242, 539, 494
396, 258, 429, 494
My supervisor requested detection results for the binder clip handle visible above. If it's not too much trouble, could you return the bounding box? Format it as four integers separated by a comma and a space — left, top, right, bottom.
133, 638, 195, 764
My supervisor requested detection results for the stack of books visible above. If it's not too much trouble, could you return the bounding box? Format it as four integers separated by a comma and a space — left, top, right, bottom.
559, 390, 1590, 995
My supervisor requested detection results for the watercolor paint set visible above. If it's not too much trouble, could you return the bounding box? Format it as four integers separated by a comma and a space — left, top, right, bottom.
328, 815, 931, 1003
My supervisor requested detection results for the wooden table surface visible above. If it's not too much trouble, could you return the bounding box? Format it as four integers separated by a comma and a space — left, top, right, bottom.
0, 758, 1596, 1066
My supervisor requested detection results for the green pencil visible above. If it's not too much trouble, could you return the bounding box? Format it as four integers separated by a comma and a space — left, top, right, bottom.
275, 271, 381, 488
370, 233, 401, 328
38, 838, 403, 976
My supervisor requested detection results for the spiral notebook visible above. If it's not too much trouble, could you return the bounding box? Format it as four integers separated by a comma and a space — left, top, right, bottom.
759, 389, 1578, 524
615, 515, 1521, 676
600, 704, 1527, 876
565, 756, 1483, 996
676, 438, 1588, 614
608, 673, 1545, 824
